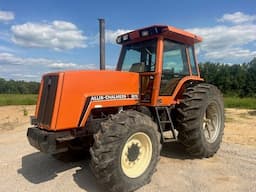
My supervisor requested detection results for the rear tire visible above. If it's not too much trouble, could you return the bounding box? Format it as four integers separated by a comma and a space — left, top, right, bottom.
90, 110, 161, 192
176, 83, 224, 158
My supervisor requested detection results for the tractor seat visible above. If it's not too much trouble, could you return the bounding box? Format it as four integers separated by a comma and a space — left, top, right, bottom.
129, 62, 145, 72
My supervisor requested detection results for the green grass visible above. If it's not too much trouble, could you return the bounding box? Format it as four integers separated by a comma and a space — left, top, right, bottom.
0, 94, 38, 106
0, 94, 255, 110
224, 97, 256, 109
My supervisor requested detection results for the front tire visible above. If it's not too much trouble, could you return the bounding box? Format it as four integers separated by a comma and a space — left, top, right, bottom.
90, 110, 161, 192
176, 83, 224, 158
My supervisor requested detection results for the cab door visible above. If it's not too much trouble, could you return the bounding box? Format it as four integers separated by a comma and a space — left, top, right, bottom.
157, 39, 191, 105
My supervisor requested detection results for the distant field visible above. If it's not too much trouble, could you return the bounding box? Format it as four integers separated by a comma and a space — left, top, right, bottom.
0, 94, 38, 106
224, 97, 256, 109
0, 94, 255, 109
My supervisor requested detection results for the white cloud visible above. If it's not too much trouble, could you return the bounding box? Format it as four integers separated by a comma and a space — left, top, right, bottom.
52, 20, 77, 30
89, 29, 131, 45
189, 24, 256, 51
106, 29, 131, 43
47, 62, 97, 70
0, 31, 11, 42
0, 10, 15, 22
12, 74, 39, 79
218, 12, 256, 24
49, 62, 78, 69
0, 52, 53, 65
205, 48, 256, 60
0, 52, 82, 69
0, 52, 98, 70
187, 12, 256, 62
11, 20, 87, 50
0, 46, 15, 52
0, 52, 98, 80
0, 52, 26, 65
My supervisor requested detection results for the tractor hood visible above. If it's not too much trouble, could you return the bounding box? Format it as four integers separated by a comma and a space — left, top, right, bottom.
35, 70, 139, 131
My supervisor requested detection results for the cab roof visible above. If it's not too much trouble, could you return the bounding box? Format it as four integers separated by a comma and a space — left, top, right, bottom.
116, 25, 202, 45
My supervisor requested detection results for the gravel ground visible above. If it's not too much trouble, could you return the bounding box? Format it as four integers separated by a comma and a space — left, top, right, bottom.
0, 106, 255, 192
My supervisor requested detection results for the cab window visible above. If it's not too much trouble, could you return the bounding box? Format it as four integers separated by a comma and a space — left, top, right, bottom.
162, 40, 189, 75
189, 46, 198, 75
160, 40, 189, 96
118, 39, 157, 72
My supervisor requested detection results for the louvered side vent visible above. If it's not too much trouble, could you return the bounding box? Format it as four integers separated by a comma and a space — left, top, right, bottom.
37, 75, 59, 127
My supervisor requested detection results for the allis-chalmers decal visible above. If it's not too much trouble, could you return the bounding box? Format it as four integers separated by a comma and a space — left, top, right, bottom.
91, 94, 139, 101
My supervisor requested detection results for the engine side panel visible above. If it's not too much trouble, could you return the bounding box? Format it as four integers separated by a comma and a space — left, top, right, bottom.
39, 70, 139, 131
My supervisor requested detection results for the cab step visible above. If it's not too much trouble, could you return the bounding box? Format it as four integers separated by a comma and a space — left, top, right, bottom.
155, 106, 177, 143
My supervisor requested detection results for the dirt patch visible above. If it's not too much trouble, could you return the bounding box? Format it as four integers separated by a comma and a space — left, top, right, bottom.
0, 105, 35, 131
224, 108, 256, 146
0, 106, 255, 192
248, 110, 256, 116
1, 106, 255, 146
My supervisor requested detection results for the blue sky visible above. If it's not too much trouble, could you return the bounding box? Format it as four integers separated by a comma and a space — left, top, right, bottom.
0, 0, 256, 81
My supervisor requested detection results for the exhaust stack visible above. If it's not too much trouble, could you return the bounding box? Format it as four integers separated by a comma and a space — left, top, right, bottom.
99, 18, 105, 70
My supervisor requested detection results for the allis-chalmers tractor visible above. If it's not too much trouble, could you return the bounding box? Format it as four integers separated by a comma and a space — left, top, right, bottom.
27, 24, 224, 192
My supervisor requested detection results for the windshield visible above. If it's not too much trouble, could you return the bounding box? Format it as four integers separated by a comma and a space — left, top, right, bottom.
118, 39, 157, 72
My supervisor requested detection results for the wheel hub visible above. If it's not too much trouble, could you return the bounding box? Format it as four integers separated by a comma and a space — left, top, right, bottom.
202, 102, 221, 143
121, 132, 152, 178
127, 143, 140, 162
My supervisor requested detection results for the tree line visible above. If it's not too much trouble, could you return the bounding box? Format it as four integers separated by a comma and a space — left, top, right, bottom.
199, 57, 256, 97
0, 78, 40, 94
0, 57, 255, 96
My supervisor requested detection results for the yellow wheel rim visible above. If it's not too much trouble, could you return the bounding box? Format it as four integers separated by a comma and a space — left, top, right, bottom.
121, 132, 152, 178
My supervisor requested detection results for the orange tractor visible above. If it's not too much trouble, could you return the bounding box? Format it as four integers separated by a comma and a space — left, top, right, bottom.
27, 24, 224, 192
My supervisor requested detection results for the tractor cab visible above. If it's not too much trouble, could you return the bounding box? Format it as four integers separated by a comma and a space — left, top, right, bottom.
116, 25, 203, 106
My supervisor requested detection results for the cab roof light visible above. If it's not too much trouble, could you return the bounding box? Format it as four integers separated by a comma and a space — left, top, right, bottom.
116, 34, 130, 44
123, 34, 129, 41
139, 27, 162, 37
116, 36, 122, 44
141, 30, 149, 37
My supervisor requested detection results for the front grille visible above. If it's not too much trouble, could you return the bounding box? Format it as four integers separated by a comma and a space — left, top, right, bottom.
37, 75, 59, 127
